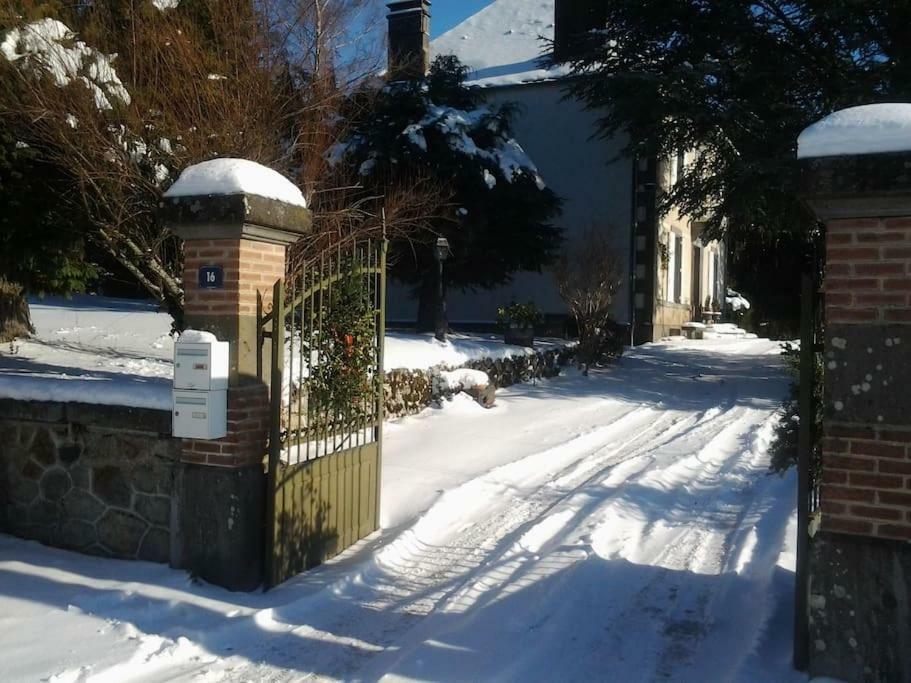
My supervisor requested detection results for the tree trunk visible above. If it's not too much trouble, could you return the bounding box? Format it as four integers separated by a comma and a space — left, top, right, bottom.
0, 280, 34, 343
416, 269, 437, 332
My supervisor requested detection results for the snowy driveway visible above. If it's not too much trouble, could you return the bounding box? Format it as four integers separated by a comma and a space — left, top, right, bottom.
0, 338, 805, 682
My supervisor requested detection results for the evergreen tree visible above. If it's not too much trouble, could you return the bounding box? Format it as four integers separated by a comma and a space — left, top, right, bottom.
555, 1, 911, 333
329, 56, 563, 329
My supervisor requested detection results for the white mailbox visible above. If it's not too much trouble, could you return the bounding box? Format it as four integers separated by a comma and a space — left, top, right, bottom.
172, 332, 229, 440
172, 389, 227, 440
173, 339, 229, 390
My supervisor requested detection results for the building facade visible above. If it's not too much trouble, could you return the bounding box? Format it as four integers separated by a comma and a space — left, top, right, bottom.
385, 0, 725, 343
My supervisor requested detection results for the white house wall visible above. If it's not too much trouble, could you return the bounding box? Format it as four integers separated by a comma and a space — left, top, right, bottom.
386, 80, 634, 326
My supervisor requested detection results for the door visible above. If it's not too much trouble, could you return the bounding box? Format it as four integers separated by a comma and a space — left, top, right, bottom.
691, 245, 702, 320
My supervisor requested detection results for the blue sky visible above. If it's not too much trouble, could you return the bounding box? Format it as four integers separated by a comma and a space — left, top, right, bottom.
428, 0, 495, 37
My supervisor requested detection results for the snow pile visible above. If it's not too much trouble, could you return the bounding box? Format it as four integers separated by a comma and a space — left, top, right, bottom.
1, 18, 131, 110
726, 288, 751, 312
177, 329, 218, 344
432, 0, 570, 88
798, 103, 911, 159
164, 158, 307, 207
437, 368, 490, 392
152, 0, 180, 10
702, 323, 757, 340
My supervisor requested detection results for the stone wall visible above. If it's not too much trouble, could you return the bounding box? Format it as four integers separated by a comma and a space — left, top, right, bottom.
384, 345, 576, 419
0, 400, 179, 562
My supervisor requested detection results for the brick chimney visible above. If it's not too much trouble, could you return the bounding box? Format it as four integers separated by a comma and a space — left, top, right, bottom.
387, 0, 431, 80
554, 0, 607, 60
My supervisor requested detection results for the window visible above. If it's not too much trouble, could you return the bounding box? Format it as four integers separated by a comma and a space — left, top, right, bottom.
675, 151, 686, 185
674, 234, 684, 303
665, 233, 684, 303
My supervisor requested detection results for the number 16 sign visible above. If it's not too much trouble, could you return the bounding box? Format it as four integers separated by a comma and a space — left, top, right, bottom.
198, 265, 224, 289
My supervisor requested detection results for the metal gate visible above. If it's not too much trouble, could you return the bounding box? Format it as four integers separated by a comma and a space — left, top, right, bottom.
794, 272, 822, 670
260, 238, 386, 588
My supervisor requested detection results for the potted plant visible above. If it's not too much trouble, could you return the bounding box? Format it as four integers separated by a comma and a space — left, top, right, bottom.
498, 301, 543, 347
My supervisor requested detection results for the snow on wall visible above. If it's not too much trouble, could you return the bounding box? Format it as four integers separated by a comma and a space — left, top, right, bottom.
164, 158, 307, 207
798, 103, 911, 159
1, 18, 131, 110
431, 0, 568, 88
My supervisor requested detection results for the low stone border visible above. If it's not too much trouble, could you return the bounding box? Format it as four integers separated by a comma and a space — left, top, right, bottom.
384, 345, 576, 419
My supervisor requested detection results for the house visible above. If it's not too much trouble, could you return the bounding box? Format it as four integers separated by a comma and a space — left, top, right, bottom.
384, 0, 726, 344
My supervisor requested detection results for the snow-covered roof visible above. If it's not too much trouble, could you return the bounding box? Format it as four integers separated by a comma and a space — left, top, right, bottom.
431, 0, 569, 89
164, 158, 307, 207
797, 103, 911, 159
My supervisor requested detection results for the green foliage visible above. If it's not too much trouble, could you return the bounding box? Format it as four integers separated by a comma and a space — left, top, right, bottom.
0, 133, 96, 295
497, 301, 543, 330
557, 0, 910, 331
307, 269, 377, 432
769, 343, 824, 489
333, 56, 563, 297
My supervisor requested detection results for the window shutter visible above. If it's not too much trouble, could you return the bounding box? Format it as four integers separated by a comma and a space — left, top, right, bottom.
674, 235, 683, 303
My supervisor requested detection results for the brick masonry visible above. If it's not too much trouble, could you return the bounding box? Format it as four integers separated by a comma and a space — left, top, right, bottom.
822, 215, 911, 543
180, 238, 286, 469
182, 239, 285, 318
825, 218, 911, 324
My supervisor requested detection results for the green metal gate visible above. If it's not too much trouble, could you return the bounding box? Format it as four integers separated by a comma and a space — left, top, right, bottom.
261, 237, 386, 588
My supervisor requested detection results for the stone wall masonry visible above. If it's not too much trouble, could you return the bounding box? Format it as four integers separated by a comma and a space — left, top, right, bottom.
0, 400, 179, 562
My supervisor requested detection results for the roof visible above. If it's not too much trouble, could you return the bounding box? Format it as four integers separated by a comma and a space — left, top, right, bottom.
431, 0, 570, 89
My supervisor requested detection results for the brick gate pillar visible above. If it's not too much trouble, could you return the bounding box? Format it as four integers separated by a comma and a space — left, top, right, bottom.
162, 160, 310, 590
800, 115, 911, 681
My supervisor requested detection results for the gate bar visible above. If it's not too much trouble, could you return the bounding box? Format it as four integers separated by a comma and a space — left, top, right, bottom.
793, 272, 814, 671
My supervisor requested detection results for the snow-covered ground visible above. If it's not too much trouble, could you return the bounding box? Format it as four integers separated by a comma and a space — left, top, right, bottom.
0, 335, 806, 682
0, 296, 568, 409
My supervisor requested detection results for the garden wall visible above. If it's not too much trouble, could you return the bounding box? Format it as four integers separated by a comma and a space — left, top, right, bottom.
0, 400, 179, 563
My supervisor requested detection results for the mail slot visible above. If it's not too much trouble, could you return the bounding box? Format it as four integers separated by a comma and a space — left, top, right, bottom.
173, 339, 229, 390
172, 389, 227, 439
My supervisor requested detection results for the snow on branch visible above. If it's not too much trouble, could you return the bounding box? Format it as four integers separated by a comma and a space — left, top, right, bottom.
326, 97, 547, 191
1, 18, 131, 111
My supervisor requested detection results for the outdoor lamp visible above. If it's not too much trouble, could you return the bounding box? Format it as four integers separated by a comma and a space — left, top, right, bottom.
434, 237, 451, 341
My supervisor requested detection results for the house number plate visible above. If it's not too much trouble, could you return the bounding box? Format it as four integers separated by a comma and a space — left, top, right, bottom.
198, 265, 224, 289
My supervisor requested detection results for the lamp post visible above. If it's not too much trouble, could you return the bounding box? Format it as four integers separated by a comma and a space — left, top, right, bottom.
434, 237, 451, 341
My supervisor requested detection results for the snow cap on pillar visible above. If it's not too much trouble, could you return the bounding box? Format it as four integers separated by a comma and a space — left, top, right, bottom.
162, 158, 311, 244
798, 103, 911, 220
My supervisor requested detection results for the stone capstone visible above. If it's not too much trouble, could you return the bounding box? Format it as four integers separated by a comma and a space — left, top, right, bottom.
97, 509, 148, 557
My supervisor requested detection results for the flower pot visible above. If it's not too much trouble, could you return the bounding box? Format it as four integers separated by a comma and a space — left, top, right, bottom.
504, 325, 534, 347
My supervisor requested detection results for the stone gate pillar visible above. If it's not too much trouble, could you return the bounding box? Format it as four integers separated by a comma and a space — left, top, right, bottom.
800, 109, 911, 682
162, 159, 310, 590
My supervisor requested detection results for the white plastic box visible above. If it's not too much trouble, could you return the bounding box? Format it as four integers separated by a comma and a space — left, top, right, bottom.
172, 389, 227, 440
173, 340, 229, 390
